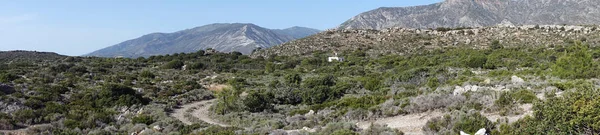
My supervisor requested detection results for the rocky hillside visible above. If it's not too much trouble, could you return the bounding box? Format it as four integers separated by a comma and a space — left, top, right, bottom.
0, 51, 66, 63
252, 25, 600, 57
339, 0, 600, 29
86, 23, 319, 58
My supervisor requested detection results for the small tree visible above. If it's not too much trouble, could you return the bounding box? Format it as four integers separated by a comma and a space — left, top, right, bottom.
552, 42, 599, 79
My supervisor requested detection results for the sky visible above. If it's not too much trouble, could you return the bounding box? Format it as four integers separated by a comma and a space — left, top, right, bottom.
0, 0, 441, 56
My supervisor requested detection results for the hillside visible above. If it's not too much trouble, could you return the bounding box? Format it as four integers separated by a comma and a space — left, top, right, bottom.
252, 25, 600, 57
339, 0, 600, 29
0, 50, 66, 63
86, 23, 319, 58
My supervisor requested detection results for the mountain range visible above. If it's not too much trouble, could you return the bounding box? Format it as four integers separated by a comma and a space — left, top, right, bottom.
86, 23, 319, 58
88, 0, 600, 58
339, 0, 600, 29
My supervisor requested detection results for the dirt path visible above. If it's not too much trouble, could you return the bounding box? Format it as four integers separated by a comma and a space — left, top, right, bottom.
484, 104, 533, 123
171, 99, 230, 127
357, 110, 444, 135
356, 104, 534, 135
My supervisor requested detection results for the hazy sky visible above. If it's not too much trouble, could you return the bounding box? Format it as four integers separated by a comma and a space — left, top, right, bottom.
0, 0, 441, 56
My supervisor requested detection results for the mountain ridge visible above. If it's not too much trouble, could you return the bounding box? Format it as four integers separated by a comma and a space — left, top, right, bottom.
86, 23, 320, 58
339, 0, 600, 29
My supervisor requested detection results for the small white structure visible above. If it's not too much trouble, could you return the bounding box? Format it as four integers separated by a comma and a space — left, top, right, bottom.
328, 53, 344, 62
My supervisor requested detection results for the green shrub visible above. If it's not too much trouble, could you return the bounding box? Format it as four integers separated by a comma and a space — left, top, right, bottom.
552, 42, 599, 79
505, 83, 600, 134
284, 73, 302, 85
163, 60, 185, 69
132, 115, 154, 125
139, 70, 155, 78
243, 91, 274, 112
512, 90, 537, 104
331, 129, 358, 135
424, 111, 494, 135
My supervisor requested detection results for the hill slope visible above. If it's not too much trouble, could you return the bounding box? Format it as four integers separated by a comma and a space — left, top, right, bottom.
339, 0, 600, 29
252, 25, 600, 57
86, 23, 319, 58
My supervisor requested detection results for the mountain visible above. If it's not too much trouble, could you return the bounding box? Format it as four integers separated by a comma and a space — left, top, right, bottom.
252, 25, 600, 57
339, 0, 600, 29
86, 23, 320, 58
273, 26, 321, 39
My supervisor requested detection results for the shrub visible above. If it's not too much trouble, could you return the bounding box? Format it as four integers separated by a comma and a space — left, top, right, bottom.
131, 115, 154, 125
504, 83, 600, 134
243, 91, 274, 112
284, 73, 302, 85
424, 111, 494, 135
552, 42, 599, 79
163, 60, 185, 69
512, 90, 537, 104
139, 70, 155, 78
331, 129, 359, 135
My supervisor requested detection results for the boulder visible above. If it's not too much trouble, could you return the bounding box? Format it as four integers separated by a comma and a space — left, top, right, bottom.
0, 84, 15, 95
511, 76, 524, 84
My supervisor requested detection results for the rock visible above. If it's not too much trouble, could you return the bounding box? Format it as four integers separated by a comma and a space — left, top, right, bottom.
153, 125, 163, 132
484, 79, 491, 84
459, 128, 486, 135
453, 86, 466, 95
511, 76, 525, 84
0, 84, 15, 95
475, 128, 487, 135
305, 110, 315, 117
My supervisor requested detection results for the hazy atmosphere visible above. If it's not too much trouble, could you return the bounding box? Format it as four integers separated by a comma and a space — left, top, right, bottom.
0, 0, 439, 56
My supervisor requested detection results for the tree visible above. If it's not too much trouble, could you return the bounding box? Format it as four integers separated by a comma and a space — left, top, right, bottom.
243, 91, 274, 112
552, 42, 599, 79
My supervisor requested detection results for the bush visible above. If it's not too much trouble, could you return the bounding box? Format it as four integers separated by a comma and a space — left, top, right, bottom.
284, 73, 302, 85
504, 83, 600, 134
163, 60, 185, 69
139, 70, 155, 78
424, 111, 494, 135
552, 42, 599, 79
131, 115, 154, 125
243, 91, 274, 112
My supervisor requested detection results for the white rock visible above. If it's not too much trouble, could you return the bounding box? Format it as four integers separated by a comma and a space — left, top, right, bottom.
305, 110, 315, 117
511, 76, 525, 84
475, 128, 487, 135
153, 125, 163, 131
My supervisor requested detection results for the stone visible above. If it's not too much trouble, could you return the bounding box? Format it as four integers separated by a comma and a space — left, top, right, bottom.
153, 125, 163, 131
511, 76, 525, 84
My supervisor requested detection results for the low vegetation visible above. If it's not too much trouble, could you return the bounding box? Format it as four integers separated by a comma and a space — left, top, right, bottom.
1, 38, 600, 134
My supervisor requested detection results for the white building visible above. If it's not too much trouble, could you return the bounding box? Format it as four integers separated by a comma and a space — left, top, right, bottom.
327, 53, 344, 62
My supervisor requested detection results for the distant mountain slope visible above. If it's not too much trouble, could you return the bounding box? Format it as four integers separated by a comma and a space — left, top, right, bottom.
86, 23, 320, 58
339, 0, 600, 29
273, 26, 321, 39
